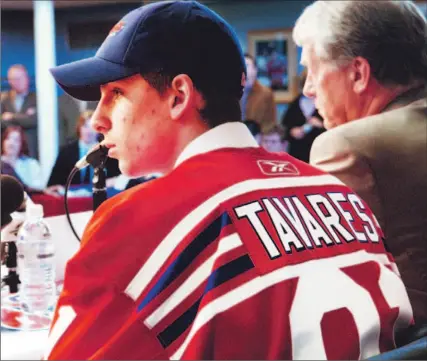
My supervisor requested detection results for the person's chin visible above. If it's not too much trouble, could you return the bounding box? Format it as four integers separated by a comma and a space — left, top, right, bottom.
119, 163, 151, 179
323, 119, 336, 130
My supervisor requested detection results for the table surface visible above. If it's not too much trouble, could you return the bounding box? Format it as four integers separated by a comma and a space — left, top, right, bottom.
1, 211, 92, 360
1, 287, 51, 360
30, 185, 122, 217
1, 327, 49, 360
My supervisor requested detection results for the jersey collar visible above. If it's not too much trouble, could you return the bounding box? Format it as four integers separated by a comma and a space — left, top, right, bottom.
174, 122, 259, 168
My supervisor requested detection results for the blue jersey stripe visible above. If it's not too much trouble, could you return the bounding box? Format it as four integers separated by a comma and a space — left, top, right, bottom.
137, 212, 232, 312
157, 254, 254, 348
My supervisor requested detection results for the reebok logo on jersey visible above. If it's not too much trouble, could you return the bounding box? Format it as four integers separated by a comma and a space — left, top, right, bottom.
257, 160, 299, 176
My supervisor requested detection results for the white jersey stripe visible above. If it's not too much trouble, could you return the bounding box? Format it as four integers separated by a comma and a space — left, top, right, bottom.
125, 175, 344, 301
170, 250, 392, 360
145, 233, 243, 328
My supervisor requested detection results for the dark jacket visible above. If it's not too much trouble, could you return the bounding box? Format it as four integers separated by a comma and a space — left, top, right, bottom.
1, 90, 38, 158
48, 140, 121, 187
281, 94, 325, 163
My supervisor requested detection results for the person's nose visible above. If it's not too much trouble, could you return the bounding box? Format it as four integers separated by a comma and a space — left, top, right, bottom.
90, 101, 111, 135
302, 74, 315, 99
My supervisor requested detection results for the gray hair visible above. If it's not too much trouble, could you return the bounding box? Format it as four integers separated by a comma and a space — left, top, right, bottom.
293, 1, 427, 87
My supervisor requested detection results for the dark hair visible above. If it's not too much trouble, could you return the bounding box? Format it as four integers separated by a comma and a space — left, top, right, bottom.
243, 119, 261, 137
1, 125, 29, 157
244, 53, 258, 69
141, 71, 242, 128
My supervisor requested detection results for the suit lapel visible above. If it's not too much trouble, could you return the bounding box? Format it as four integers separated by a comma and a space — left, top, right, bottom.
21, 93, 30, 113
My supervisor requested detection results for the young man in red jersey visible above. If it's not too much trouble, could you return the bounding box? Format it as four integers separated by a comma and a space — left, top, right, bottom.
46, 1, 413, 359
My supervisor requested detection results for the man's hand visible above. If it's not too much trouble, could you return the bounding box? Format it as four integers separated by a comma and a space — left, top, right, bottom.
2, 112, 14, 121
26, 107, 36, 116
308, 116, 324, 129
290, 126, 305, 140
44, 185, 65, 197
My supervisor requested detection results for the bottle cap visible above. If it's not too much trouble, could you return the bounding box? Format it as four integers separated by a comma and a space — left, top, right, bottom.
26, 203, 44, 219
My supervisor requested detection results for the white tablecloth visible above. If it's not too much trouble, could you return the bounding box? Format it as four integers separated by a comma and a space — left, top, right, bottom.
1, 328, 49, 360
1, 211, 92, 360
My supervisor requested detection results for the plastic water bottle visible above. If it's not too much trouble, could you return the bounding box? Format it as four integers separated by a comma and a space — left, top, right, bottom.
17, 204, 56, 315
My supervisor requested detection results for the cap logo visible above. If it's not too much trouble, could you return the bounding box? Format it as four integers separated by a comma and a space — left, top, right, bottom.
108, 21, 125, 37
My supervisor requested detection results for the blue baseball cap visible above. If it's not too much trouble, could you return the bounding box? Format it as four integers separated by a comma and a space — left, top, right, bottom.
50, 1, 246, 101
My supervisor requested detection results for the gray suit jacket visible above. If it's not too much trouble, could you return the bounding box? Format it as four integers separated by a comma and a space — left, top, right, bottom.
1, 90, 38, 158
310, 86, 427, 323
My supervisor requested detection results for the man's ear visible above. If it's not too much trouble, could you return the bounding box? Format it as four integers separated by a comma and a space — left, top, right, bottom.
350, 56, 371, 94
169, 74, 194, 120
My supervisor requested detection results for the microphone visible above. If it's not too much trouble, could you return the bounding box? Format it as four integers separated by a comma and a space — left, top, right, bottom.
74, 143, 109, 170
1, 175, 25, 228
1, 175, 25, 293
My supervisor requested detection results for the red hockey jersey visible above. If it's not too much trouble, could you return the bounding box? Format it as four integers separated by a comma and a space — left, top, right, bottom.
45, 123, 413, 360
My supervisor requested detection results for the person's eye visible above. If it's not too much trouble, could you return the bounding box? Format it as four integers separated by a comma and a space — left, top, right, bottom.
112, 88, 124, 97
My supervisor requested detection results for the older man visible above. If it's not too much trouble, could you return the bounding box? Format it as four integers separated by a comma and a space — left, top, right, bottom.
294, 0, 427, 323
1, 64, 38, 158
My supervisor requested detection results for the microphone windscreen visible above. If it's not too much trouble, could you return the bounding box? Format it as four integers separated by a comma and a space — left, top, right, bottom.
1, 175, 25, 227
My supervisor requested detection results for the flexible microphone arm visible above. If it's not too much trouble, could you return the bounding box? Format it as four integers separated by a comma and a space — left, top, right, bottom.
64, 143, 110, 243
75, 144, 109, 170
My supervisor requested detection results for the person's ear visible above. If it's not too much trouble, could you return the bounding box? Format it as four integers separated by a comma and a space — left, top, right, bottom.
169, 74, 194, 120
350, 56, 371, 94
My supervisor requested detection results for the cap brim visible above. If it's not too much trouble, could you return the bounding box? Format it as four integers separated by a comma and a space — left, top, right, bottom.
50, 57, 139, 101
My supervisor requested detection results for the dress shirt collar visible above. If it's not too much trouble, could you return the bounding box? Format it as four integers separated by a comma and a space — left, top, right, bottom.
174, 121, 259, 168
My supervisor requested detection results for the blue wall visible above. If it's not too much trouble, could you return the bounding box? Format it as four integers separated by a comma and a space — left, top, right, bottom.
1, 0, 313, 116
1, 11, 36, 85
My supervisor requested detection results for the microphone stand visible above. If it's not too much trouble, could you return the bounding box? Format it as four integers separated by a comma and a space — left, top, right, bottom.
3, 242, 20, 293
92, 167, 107, 211
64, 144, 109, 242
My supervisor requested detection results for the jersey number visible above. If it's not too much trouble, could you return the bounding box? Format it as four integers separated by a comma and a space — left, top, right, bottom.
289, 260, 412, 359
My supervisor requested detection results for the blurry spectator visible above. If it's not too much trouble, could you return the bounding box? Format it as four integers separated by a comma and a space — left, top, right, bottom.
267, 49, 287, 90
241, 54, 276, 132
294, 0, 427, 322
0, 160, 22, 182
1, 64, 38, 158
281, 70, 325, 162
58, 92, 98, 147
48, 110, 120, 189
243, 119, 261, 144
1, 125, 43, 190
260, 124, 288, 153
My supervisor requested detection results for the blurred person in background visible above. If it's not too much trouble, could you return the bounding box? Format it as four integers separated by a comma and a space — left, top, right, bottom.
1, 64, 38, 158
281, 69, 325, 162
242, 119, 261, 143
260, 124, 288, 153
241, 54, 276, 132
58, 92, 98, 147
47, 110, 120, 191
294, 0, 427, 323
1, 125, 43, 190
